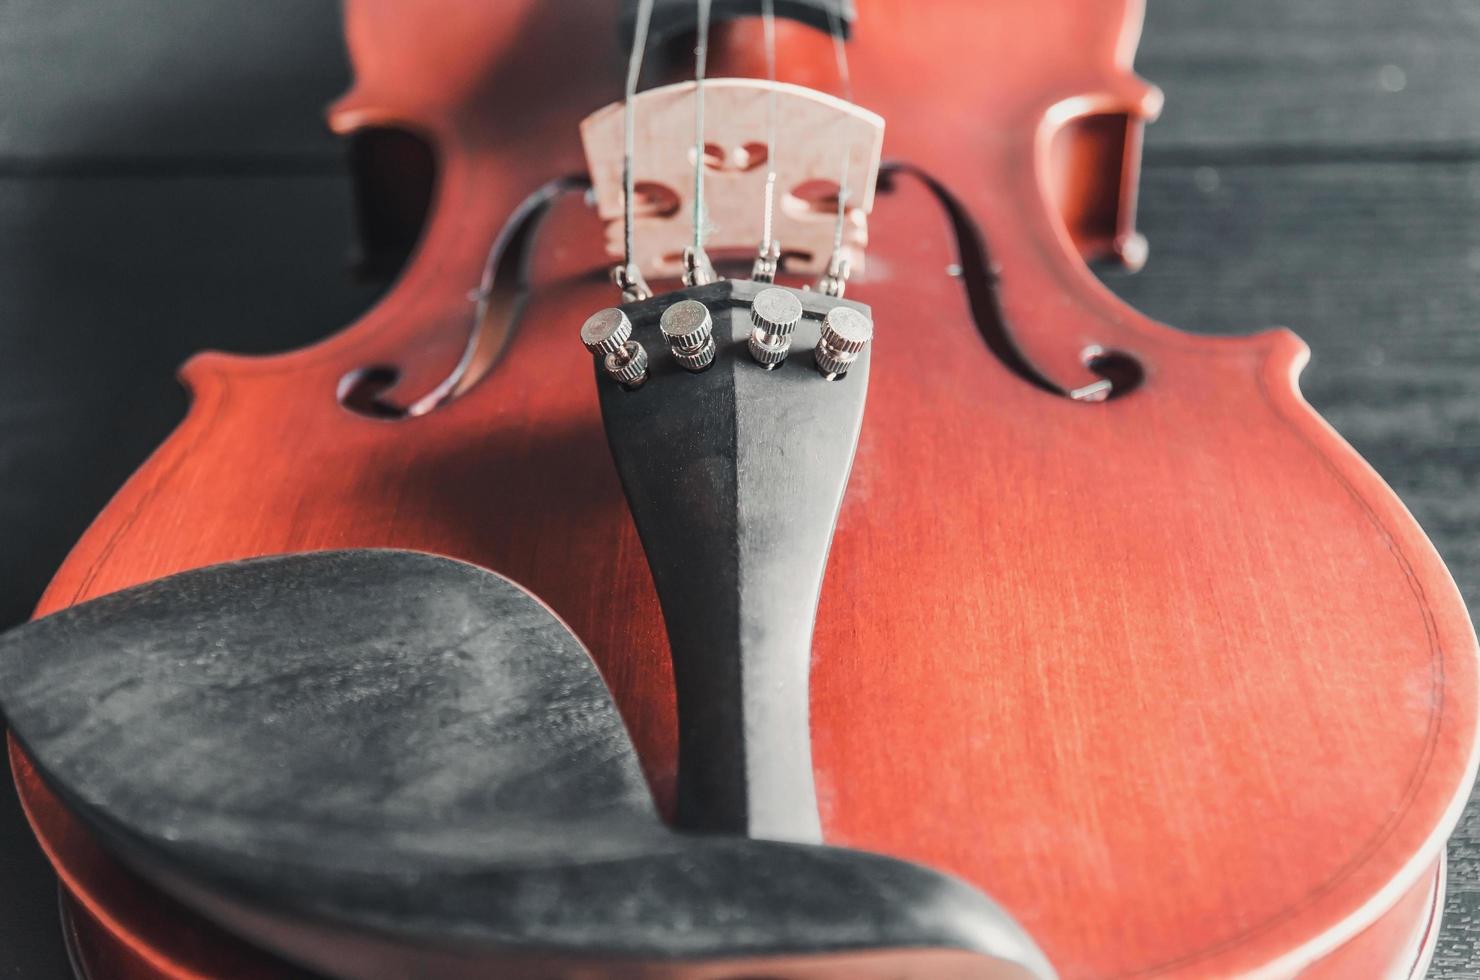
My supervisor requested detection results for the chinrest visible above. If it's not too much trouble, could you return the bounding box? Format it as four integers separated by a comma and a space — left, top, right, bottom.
0, 549, 1052, 979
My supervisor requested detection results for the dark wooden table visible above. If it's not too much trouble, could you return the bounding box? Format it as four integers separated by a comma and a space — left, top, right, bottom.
1, 2, 1476, 975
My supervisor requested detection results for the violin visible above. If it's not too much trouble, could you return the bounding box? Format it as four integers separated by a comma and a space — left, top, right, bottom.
2, 0, 1475, 977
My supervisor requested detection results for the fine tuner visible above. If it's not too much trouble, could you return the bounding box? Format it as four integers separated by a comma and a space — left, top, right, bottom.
580, 285, 873, 387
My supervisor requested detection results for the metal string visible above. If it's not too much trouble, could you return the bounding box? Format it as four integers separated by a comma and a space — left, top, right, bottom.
833, 152, 850, 256
692, 0, 713, 252
760, 0, 778, 253
621, 0, 656, 271
824, 2, 852, 258
824, 1, 852, 103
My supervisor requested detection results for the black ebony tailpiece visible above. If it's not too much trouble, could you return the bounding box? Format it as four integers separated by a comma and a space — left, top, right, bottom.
594, 280, 873, 844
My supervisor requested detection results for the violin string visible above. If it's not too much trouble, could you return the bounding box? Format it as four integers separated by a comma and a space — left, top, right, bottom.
825, 2, 852, 257
621, 0, 656, 272
692, 0, 713, 253
833, 152, 850, 257
760, 0, 778, 254
825, 1, 852, 104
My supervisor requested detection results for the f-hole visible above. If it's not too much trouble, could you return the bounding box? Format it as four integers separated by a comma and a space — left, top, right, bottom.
1082, 346, 1144, 395
881, 161, 1143, 402
337, 366, 402, 419
337, 175, 589, 419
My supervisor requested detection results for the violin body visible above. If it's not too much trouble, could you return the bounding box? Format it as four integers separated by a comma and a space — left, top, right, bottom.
11, 1, 1477, 977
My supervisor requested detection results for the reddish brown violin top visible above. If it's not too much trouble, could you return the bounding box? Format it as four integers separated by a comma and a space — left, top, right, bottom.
13, 1, 1477, 977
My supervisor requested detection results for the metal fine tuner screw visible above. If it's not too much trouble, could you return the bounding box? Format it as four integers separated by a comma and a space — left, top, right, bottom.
581, 307, 649, 389
747, 287, 803, 369
660, 299, 716, 371
814, 251, 851, 299
751, 240, 780, 283
814, 306, 873, 380
610, 263, 652, 302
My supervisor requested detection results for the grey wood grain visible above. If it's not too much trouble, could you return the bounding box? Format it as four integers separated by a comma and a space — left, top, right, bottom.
1137, 0, 1480, 157
0, 1, 350, 170
1437, 792, 1480, 977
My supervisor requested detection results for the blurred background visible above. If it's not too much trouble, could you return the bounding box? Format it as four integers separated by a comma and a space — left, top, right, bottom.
1, 1, 1477, 975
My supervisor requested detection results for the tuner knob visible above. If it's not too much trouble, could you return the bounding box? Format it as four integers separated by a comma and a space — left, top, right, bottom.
748, 287, 803, 369
813, 306, 872, 380
580, 307, 632, 356
660, 299, 716, 372
751, 240, 781, 283
582, 308, 648, 389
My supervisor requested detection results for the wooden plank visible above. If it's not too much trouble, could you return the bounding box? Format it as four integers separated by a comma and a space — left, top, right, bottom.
1136, 0, 1480, 155
0, 2, 350, 168
1098, 160, 1480, 975
1436, 789, 1480, 977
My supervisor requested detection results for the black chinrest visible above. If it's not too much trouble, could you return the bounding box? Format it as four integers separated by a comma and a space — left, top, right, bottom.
0, 550, 1052, 979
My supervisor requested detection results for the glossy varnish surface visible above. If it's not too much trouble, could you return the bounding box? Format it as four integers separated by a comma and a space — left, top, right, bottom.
10, 1, 1478, 977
